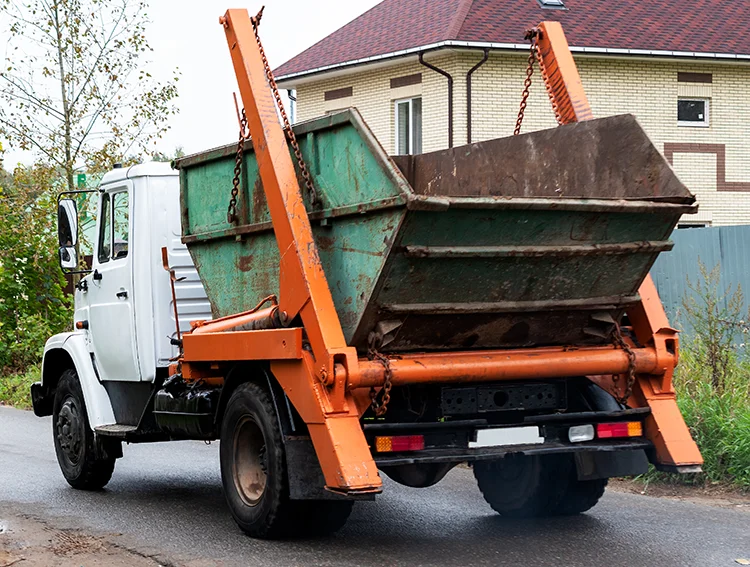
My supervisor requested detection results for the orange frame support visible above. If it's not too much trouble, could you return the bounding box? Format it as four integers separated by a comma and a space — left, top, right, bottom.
535, 21, 701, 470
185, 12, 700, 495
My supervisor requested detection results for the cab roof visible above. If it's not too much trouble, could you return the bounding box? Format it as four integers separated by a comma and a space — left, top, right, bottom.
100, 161, 177, 187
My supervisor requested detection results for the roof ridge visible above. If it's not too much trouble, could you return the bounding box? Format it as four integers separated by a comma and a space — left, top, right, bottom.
446, 0, 476, 39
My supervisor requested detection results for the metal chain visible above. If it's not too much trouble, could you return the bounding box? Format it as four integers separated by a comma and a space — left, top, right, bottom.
228, 110, 249, 224
514, 29, 540, 136
250, 8, 319, 206
368, 347, 393, 416
612, 325, 637, 405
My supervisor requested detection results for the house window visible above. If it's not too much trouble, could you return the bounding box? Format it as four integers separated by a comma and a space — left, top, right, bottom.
537, 0, 565, 8
678, 99, 709, 127
395, 97, 422, 155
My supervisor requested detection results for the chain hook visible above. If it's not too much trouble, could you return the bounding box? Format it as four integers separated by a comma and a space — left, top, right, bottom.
612, 324, 637, 406
250, 9, 319, 207
514, 28, 540, 136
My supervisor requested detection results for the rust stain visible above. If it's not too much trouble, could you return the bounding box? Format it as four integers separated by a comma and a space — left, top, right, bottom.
317, 235, 336, 251
237, 255, 254, 272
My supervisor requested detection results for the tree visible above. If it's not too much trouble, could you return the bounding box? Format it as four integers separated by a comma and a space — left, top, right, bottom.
0, 156, 72, 372
0, 0, 179, 191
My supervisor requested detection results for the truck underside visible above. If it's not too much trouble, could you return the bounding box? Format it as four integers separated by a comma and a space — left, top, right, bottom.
33, 11, 702, 540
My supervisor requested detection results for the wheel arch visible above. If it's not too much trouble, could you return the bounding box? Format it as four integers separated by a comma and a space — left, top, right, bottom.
35, 333, 116, 428
214, 362, 300, 437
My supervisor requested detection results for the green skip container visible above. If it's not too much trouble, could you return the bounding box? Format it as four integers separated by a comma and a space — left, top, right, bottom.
175, 109, 696, 353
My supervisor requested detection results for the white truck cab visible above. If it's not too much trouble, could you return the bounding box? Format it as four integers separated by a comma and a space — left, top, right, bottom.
32, 163, 211, 481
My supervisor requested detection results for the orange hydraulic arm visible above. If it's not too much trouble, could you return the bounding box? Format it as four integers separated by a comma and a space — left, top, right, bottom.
532, 21, 702, 471
219, 8, 381, 494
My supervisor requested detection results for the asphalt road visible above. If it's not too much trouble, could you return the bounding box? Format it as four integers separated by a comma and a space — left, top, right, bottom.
1, 406, 748, 567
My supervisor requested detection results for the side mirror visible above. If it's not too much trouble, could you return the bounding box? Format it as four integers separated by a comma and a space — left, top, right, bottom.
58, 198, 78, 247
59, 246, 78, 270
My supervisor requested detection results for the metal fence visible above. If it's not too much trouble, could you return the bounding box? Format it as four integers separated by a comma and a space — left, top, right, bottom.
650, 224, 750, 333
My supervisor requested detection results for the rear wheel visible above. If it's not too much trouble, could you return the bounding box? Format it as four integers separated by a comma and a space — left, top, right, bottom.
52, 369, 116, 490
219, 382, 353, 538
553, 471, 607, 516
474, 454, 567, 518
474, 454, 606, 518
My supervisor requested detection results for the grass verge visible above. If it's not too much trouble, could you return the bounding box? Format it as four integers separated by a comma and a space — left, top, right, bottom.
643, 346, 750, 490
0, 365, 39, 410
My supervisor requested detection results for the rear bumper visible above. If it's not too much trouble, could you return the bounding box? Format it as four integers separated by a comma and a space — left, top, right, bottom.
368, 408, 652, 479
372, 438, 651, 466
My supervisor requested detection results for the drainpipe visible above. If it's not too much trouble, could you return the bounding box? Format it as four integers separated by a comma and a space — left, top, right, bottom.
466, 49, 489, 144
419, 52, 454, 149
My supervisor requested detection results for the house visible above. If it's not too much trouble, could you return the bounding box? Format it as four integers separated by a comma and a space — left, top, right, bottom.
275, 0, 750, 227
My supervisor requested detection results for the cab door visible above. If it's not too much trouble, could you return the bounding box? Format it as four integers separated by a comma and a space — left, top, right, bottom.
87, 184, 141, 381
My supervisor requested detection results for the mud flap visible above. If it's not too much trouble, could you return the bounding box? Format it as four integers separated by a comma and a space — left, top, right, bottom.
575, 449, 649, 481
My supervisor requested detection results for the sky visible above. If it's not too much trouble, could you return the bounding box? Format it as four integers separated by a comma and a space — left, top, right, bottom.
3, 0, 382, 166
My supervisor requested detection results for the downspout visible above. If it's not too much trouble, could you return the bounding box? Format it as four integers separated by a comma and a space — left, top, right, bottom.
466, 49, 489, 144
419, 52, 454, 148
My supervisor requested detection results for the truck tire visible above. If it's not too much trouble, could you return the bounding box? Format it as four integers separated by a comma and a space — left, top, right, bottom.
52, 369, 116, 490
220, 382, 353, 538
553, 473, 607, 516
474, 454, 567, 518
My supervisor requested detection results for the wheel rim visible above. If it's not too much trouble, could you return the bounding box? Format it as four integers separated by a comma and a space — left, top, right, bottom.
232, 416, 268, 507
56, 395, 84, 466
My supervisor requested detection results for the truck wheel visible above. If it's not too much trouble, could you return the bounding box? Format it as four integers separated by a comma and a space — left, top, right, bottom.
220, 382, 299, 538
553, 473, 607, 516
52, 369, 116, 490
474, 454, 567, 518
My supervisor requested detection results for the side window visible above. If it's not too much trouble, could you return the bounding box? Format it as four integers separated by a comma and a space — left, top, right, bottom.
112, 191, 129, 260
97, 194, 111, 264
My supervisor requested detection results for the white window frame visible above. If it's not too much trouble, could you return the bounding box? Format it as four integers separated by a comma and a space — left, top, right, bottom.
678, 98, 710, 128
394, 97, 422, 155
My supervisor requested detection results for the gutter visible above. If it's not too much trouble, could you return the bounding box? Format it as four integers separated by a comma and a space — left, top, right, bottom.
419, 52, 454, 149
276, 40, 750, 84
466, 49, 489, 144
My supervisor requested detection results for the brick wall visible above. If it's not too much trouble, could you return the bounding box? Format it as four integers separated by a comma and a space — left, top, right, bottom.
293, 53, 750, 226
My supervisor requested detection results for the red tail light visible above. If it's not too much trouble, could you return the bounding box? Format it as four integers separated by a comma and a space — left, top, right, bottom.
596, 422, 643, 439
375, 435, 425, 452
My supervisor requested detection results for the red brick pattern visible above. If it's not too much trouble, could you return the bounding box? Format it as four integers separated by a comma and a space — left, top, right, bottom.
274, 0, 750, 78
664, 143, 750, 193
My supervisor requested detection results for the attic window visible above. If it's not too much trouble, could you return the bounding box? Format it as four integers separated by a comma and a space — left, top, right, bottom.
537, 0, 565, 8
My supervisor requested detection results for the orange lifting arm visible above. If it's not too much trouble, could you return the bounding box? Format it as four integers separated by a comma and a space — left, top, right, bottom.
535, 21, 701, 471
219, 9, 381, 494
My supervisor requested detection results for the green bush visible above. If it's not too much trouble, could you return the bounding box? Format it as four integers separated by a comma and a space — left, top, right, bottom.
645, 260, 750, 490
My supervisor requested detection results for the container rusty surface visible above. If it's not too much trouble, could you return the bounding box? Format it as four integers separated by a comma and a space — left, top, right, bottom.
175, 109, 696, 353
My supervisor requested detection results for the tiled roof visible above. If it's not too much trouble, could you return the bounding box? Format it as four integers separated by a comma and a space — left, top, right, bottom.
274, 0, 750, 79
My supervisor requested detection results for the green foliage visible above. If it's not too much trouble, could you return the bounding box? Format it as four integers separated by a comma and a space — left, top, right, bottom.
0, 364, 39, 409
681, 260, 747, 394
0, 160, 72, 374
643, 262, 750, 490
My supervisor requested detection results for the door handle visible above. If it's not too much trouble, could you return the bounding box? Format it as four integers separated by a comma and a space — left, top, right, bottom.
116, 290, 128, 299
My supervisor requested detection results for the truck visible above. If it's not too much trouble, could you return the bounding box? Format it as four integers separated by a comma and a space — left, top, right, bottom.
32, 10, 703, 539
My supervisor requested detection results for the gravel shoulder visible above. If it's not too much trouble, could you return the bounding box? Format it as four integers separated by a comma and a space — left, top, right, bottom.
0, 511, 162, 567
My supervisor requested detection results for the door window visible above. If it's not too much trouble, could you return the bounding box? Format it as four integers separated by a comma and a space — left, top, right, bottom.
97, 194, 111, 264
112, 191, 129, 260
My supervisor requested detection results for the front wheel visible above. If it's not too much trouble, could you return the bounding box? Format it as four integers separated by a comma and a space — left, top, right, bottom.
52, 369, 116, 490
